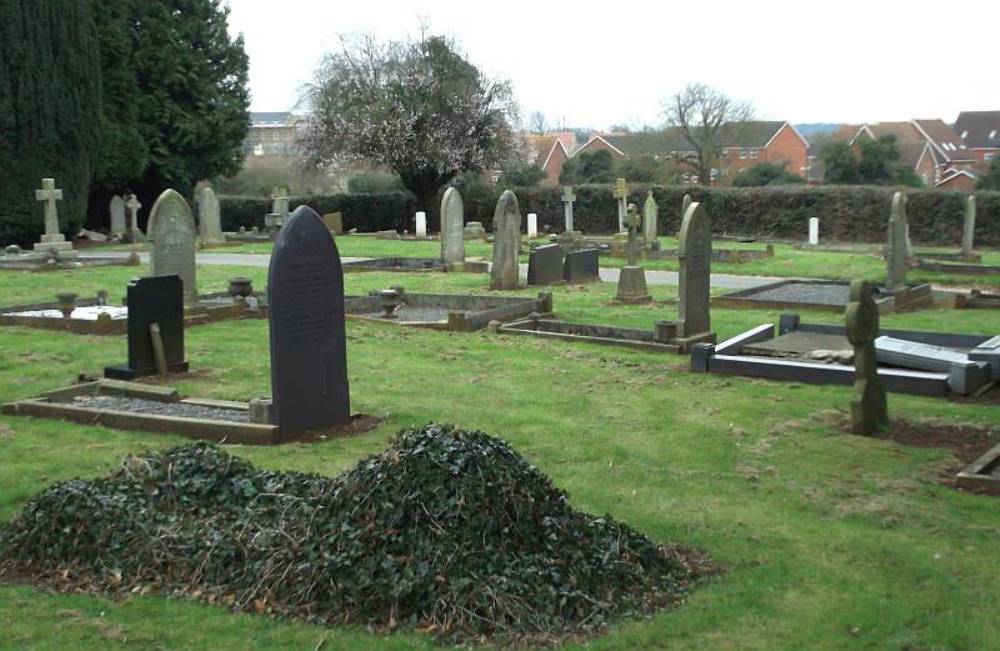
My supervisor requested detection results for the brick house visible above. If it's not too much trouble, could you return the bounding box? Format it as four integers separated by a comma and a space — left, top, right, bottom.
934, 168, 978, 191
953, 111, 1000, 163
570, 121, 808, 185
526, 132, 576, 185
852, 120, 975, 186
244, 112, 304, 160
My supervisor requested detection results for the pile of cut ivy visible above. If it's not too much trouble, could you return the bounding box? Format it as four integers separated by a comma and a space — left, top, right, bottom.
0, 423, 711, 644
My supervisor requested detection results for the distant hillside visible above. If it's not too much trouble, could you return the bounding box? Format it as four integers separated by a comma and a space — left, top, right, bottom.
795, 123, 843, 139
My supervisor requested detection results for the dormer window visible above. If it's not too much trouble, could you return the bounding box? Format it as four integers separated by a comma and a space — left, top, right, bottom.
961, 130, 968, 139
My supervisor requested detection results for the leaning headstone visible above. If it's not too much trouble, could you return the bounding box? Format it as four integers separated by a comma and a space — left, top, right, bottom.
527, 212, 538, 239
104, 275, 189, 380
33, 178, 72, 253
268, 205, 350, 434
808, 217, 819, 245
886, 191, 909, 292
561, 186, 576, 232
643, 191, 658, 243
875, 336, 991, 395
961, 195, 976, 258
613, 178, 628, 232
563, 248, 600, 283
677, 200, 711, 337
845, 279, 888, 435
527, 243, 563, 286
148, 189, 198, 305
196, 185, 223, 245
490, 190, 521, 290
415, 211, 427, 238
109, 195, 126, 237
440, 188, 466, 264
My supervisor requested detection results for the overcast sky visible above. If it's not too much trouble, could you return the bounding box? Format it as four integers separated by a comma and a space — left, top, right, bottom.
225, 0, 999, 130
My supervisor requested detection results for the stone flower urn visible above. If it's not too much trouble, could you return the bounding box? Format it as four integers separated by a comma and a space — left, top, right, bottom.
379, 288, 402, 319
228, 276, 254, 298
56, 292, 78, 319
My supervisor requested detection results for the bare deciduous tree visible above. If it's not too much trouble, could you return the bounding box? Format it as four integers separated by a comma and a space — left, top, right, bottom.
662, 83, 754, 185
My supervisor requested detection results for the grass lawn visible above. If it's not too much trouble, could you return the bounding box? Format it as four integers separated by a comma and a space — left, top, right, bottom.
0, 264, 998, 649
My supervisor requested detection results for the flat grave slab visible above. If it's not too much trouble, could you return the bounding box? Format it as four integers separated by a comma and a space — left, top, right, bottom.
712, 280, 919, 314
345, 289, 552, 331
342, 257, 488, 273
956, 444, 1000, 495
691, 313, 996, 397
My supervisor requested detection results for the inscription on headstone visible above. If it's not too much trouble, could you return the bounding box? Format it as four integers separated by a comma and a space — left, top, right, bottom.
268, 205, 350, 434
440, 188, 466, 264
104, 275, 188, 380
677, 201, 711, 337
846, 279, 888, 435
148, 189, 198, 305
490, 190, 522, 290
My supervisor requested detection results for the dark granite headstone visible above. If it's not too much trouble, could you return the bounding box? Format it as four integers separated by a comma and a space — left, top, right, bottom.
527, 244, 564, 286
105, 275, 188, 380
268, 205, 350, 434
563, 248, 600, 283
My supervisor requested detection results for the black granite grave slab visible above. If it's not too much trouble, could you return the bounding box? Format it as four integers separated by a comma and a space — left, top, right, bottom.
105, 275, 188, 380
527, 244, 565, 286
712, 280, 898, 314
268, 205, 350, 435
563, 248, 600, 283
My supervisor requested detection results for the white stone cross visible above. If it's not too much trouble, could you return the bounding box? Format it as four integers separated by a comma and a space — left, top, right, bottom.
35, 178, 63, 236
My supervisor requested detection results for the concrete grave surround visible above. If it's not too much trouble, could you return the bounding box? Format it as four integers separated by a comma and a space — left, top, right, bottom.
527, 244, 564, 286
148, 189, 198, 305
562, 186, 576, 232
677, 201, 711, 337
440, 188, 466, 264
643, 191, 658, 242
196, 184, 223, 245
109, 195, 126, 237
845, 279, 888, 435
490, 190, 522, 290
105, 276, 189, 380
415, 211, 427, 238
808, 217, 819, 245
268, 205, 350, 434
962, 195, 976, 257
886, 192, 909, 292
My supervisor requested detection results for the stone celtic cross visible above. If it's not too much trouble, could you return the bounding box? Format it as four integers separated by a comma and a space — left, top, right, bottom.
845, 278, 888, 435
35, 178, 63, 236
625, 203, 642, 266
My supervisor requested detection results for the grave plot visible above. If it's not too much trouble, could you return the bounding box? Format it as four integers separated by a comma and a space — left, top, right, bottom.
342, 257, 488, 273
712, 280, 902, 314
0, 246, 140, 271
956, 290, 1000, 310
692, 314, 998, 397
345, 287, 552, 331
956, 444, 1000, 495
649, 243, 775, 264
498, 317, 688, 353
914, 259, 1000, 275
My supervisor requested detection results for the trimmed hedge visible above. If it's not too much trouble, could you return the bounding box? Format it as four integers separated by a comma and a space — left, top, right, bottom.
220, 185, 1000, 246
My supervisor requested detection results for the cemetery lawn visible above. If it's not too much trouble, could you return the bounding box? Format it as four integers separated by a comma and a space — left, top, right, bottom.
1, 266, 999, 649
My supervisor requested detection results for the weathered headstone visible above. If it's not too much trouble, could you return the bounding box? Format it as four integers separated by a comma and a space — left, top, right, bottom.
196, 185, 223, 245
613, 178, 628, 232
148, 189, 198, 305
808, 217, 819, 245
961, 195, 976, 258
643, 191, 658, 243
561, 186, 576, 232
33, 178, 72, 252
614, 203, 651, 303
463, 221, 487, 241
527, 212, 538, 239
681, 193, 693, 218
104, 275, 188, 380
677, 200, 711, 337
268, 205, 350, 434
126, 194, 143, 239
563, 248, 600, 283
109, 195, 126, 237
527, 243, 564, 286
886, 191, 909, 292
845, 279, 888, 435
440, 188, 466, 264
323, 212, 343, 235
265, 212, 283, 239
490, 190, 521, 290
415, 211, 427, 238
270, 187, 289, 217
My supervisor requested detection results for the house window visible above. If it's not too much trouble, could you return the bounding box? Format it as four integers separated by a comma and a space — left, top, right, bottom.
739, 149, 747, 160
986, 153, 995, 161
253, 143, 264, 156
749, 148, 759, 159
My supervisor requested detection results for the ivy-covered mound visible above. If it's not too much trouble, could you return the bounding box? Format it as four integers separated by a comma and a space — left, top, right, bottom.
0, 424, 711, 643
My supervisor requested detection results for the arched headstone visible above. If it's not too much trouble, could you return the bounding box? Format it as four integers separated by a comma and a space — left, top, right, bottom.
440, 188, 466, 264
148, 189, 197, 305
677, 201, 711, 337
490, 190, 522, 290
